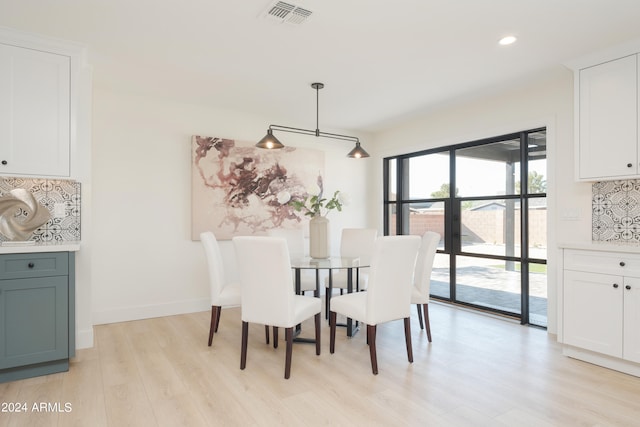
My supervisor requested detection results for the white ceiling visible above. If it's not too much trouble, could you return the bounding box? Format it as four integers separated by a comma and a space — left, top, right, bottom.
3, 0, 640, 134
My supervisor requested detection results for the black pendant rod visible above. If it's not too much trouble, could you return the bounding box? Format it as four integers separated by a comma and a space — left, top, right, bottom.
312, 82, 324, 137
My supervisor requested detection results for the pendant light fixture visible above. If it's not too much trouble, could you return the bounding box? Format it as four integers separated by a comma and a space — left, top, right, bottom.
256, 82, 370, 158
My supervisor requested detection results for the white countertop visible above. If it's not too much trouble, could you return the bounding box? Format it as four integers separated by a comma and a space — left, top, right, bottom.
0, 241, 80, 254
559, 241, 640, 254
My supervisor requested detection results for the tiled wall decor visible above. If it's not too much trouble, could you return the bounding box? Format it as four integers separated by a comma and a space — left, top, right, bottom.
0, 177, 80, 243
593, 180, 640, 242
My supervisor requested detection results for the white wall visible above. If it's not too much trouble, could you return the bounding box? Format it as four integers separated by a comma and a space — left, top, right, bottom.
89, 88, 371, 326
366, 67, 593, 334
84, 62, 590, 341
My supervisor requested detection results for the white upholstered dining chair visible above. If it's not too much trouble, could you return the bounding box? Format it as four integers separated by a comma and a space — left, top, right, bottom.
233, 236, 322, 379
412, 231, 440, 342
324, 228, 377, 317
267, 228, 317, 295
200, 231, 241, 346
329, 235, 421, 375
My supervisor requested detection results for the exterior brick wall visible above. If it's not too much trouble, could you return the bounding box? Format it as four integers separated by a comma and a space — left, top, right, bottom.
394, 209, 547, 248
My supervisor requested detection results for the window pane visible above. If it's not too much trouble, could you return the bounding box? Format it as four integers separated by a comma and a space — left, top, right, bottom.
405, 153, 450, 199
430, 253, 450, 299
387, 204, 397, 236
527, 131, 547, 195
460, 198, 521, 257
529, 197, 547, 260
388, 158, 397, 201
456, 139, 521, 197
407, 201, 445, 240
529, 262, 548, 327
456, 255, 521, 315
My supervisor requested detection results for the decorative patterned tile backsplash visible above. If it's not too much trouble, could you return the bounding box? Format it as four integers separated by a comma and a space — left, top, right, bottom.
0, 177, 80, 243
593, 180, 640, 242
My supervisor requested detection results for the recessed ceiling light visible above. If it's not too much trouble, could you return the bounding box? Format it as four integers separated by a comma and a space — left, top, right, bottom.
499, 35, 517, 46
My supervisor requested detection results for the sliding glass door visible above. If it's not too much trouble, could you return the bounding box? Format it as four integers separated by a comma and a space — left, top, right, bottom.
384, 129, 547, 327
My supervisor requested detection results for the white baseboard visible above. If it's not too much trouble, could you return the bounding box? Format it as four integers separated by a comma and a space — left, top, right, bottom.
563, 345, 640, 377
92, 298, 210, 326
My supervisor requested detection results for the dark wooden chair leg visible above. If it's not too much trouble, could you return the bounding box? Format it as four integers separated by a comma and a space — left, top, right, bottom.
208, 306, 219, 346
215, 306, 222, 332
273, 327, 279, 348
240, 321, 249, 370
368, 325, 378, 375
284, 327, 293, 379
265, 325, 270, 345
423, 304, 432, 342
325, 289, 329, 320
325, 272, 333, 320
404, 317, 414, 363
314, 313, 321, 355
366, 324, 369, 345
329, 311, 337, 353
416, 304, 424, 330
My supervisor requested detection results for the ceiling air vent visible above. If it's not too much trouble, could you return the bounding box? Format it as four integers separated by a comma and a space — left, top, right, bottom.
261, 1, 313, 25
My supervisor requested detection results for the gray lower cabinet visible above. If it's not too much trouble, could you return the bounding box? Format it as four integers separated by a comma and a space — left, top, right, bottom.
0, 252, 75, 382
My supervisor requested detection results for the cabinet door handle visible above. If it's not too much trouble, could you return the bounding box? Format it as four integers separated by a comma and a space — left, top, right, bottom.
626, 285, 632, 290
613, 283, 619, 288
628, 163, 633, 168
1, 160, 6, 165
620, 261, 626, 267
28, 262, 35, 268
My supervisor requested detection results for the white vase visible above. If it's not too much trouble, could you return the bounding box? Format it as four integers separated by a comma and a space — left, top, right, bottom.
309, 216, 330, 259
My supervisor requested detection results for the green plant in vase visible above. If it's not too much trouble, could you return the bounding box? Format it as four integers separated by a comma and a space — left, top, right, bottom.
289, 178, 344, 258
290, 190, 343, 218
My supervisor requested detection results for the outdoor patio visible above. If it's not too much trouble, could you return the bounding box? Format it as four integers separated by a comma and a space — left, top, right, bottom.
431, 265, 548, 327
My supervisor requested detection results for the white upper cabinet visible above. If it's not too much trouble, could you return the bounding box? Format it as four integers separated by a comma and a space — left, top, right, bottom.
0, 28, 88, 179
0, 43, 71, 177
578, 54, 639, 180
568, 39, 640, 182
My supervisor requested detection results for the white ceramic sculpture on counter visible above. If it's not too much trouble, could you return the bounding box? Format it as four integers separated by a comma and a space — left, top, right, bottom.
0, 189, 51, 241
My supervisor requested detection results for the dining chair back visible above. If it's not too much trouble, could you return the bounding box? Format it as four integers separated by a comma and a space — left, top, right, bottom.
233, 236, 321, 379
324, 228, 377, 316
363, 236, 421, 324
329, 235, 421, 374
267, 228, 317, 294
267, 228, 305, 259
340, 228, 378, 265
236, 236, 296, 325
412, 231, 440, 341
200, 231, 241, 346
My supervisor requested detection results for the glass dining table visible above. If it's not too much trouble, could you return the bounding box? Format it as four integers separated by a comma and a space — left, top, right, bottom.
290, 256, 367, 339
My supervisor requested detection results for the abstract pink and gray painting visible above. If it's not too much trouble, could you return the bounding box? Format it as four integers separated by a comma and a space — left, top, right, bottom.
191, 135, 323, 240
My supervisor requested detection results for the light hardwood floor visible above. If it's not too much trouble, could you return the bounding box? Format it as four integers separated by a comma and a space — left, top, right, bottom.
2, 302, 640, 426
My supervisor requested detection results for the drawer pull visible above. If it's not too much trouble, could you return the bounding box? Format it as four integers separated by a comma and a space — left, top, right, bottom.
626, 285, 632, 290
1, 160, 6, 165
28, 262, 35, 269
613, 283, 619, 288
628, 163, 633, 168
620, 261, 626, 267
